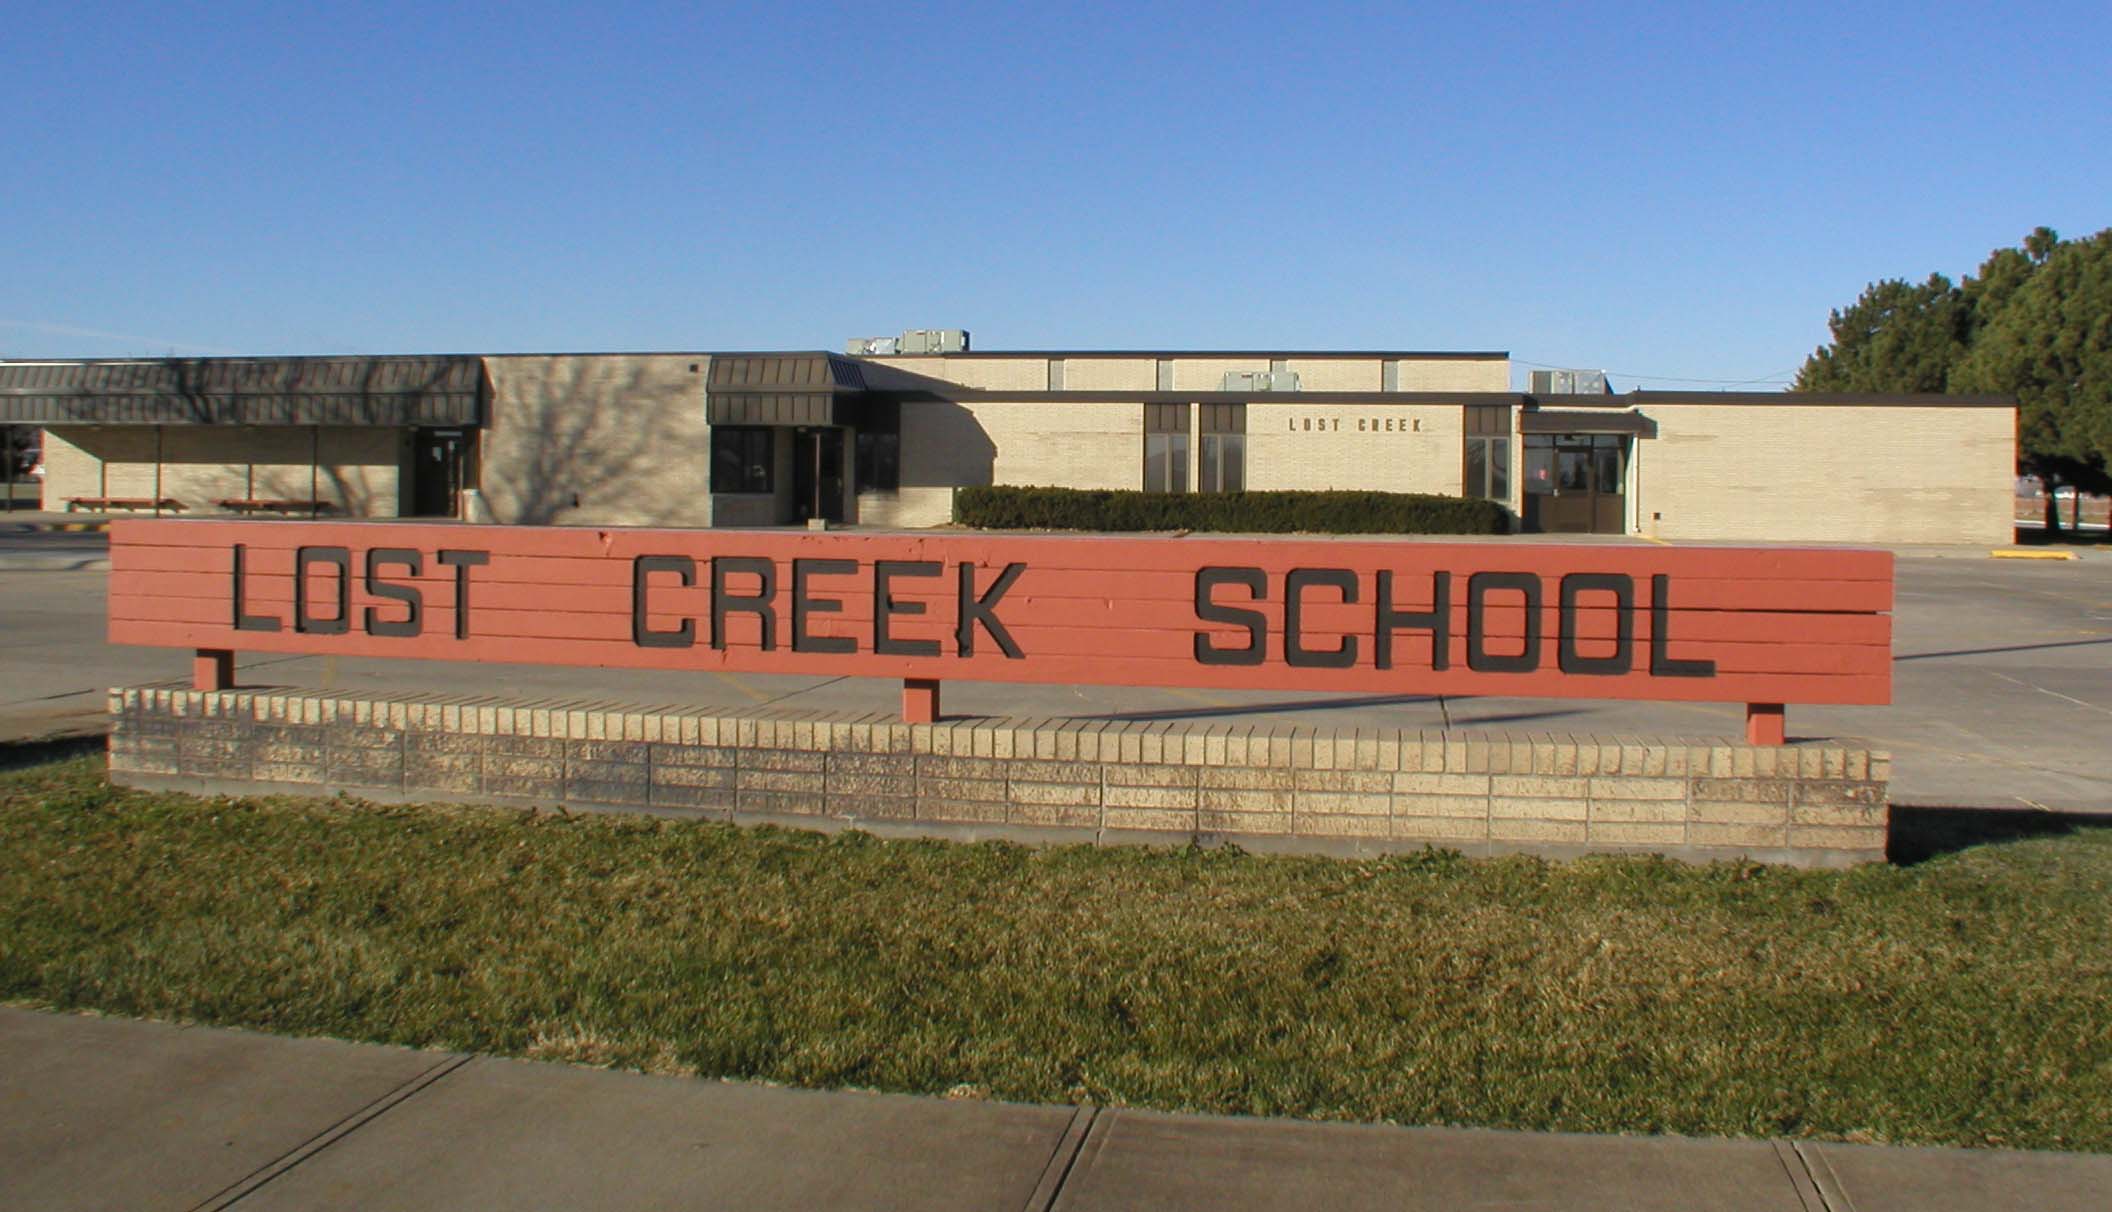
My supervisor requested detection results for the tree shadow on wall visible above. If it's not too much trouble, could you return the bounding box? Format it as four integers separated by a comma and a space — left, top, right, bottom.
897, 400, 996, 493
502, 361, 667, 525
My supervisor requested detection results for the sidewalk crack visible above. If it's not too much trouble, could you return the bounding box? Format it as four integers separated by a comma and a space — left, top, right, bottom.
1024, 1102, 1099, 1212
192, 1050, 473, 1211
1789, 1139, 1857, 1212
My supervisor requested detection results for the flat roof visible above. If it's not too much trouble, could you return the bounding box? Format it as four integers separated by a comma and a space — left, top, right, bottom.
861, 349, 1511, 360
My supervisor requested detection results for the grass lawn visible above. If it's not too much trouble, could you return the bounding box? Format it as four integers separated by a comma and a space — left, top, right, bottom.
4, 745, 2109, 1152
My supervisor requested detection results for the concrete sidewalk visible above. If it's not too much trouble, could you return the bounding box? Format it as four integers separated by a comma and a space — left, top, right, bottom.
4, 1007, 2105, 1211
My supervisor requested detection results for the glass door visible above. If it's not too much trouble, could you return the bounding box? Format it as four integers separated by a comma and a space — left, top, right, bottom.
1523, 434, 1627, 533
792, 427, 846, 523
412, 429, 472, 517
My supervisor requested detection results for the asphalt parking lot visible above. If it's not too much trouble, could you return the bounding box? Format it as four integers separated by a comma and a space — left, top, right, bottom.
3, 534, 2108, 810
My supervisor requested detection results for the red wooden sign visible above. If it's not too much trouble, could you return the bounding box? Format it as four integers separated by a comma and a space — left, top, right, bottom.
107, 520, 1892, 741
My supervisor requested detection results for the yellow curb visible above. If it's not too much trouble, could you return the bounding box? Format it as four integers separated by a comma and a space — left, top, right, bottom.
1638, 534, 1672, 546
1990, 549, 2078, 560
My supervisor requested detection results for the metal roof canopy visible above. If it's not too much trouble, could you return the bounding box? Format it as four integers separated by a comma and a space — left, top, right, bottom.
706, 353, 871, 426
0, 357, 485, 426
1521, 409, 1660, 437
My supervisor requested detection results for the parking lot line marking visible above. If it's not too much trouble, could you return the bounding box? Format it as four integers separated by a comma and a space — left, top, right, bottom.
713, 673, 772, 703
1989, 671, 2112, 717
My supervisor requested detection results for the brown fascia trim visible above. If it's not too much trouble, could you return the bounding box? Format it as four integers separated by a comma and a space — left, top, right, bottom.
859, 349, 1511, 360
870, 388, 2020, 408
874, 389, 1530, 405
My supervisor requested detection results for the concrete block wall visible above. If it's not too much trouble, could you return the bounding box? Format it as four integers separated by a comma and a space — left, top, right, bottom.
110, 687, 1890, 867
1636, 401, 2016, 545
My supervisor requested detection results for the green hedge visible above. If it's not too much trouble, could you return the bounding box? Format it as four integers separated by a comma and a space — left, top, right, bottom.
954, 486, 1510, 535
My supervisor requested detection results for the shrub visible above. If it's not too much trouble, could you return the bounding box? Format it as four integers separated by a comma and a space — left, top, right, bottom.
954, 486, 1510, 535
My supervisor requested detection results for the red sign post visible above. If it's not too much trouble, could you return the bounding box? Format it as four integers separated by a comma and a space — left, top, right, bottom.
108, 521, 1893, 744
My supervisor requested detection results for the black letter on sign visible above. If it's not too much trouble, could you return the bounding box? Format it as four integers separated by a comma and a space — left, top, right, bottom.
1375, 570, 1449, 671
792, 559, 857, 654
1649, 574, 1716, 678
1194, 566, 1266, 666
294, 546, 350, 635
231, 543, 282, 632
1557, 573, 1633, 675
711, 556, 778, 651
873, 560, 940, 657
632, 555, 696, 649
957, 562, 1025, 659
1285, 568, 1359, 668
1466, 572, 1541, 673
437, 550, 490, 641
364, 548, 424, 638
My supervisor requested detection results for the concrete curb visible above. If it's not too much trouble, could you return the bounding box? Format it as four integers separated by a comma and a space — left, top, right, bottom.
0, 555, 110, 572
3, 519, 110, 533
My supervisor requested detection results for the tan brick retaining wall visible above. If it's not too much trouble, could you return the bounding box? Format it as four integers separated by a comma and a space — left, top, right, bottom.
108, 687, 1891, 867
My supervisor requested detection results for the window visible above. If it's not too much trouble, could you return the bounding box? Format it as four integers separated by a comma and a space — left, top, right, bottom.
1463, 404, 1511, 501
711, 426, 773, 494
1524, 435, 1555, 495
1144, 403, 1189, 493
1199, 403, 1245, 493
854, 401, 899, 493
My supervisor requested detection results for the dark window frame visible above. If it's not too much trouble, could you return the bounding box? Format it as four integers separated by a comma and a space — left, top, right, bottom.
1199, 403, 1245, 494
1144, 403, 1190, 494
854, 401, 900, 493
1463, 404, 1511, 501
711, 426, 775, 494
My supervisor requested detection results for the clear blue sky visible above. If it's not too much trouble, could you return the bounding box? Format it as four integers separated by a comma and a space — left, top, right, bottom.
5, 1, 2107, 388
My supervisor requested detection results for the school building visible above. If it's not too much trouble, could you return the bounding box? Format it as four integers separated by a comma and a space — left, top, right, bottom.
0, 334, 2018, 545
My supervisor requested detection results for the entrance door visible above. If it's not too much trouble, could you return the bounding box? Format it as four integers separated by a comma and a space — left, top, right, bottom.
412, 429, 472, 517
791, 427, 845, 523
1523, 434, 1627, 534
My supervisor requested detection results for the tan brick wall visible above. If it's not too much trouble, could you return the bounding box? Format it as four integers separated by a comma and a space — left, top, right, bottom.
863, 354, 1505, 395
483, 353, 710, 527
856, 488, 951, 528
39, 428, 117, 504
1394, 358, 1509, 391
869, 356, 1050, 392
1169, 357, 1271, 392
1246, 404, 1465, 495
711, 494, 779, 527
150, 428, 248, 507
111, 686, 1889, 867
981, 401, 1139, 489
1061, 358, 1157, 391
1635, 402, 2015, 544
869, 399, 1142, 527
1284, 359, 1384, 392
41, 425, 402, 516
315, 428, 401, 516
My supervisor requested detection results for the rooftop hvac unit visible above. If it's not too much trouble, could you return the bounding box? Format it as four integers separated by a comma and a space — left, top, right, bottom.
1221, 370, 1301, 392
1529, 369, 1611, 395
896, 328, 971, 354
845, 337, 900, 356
